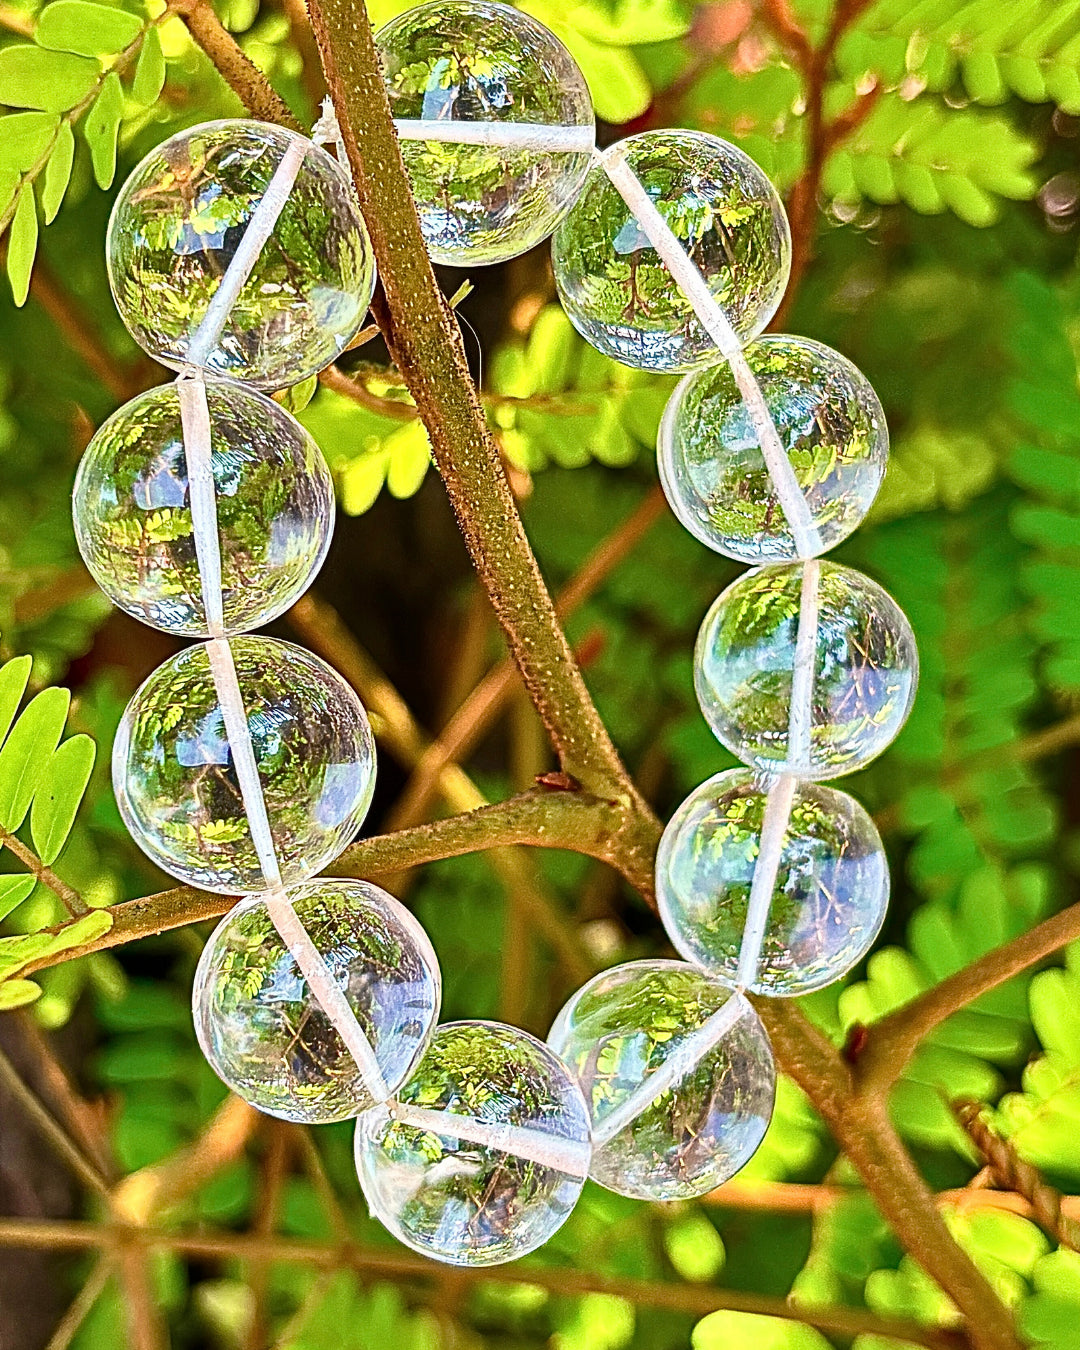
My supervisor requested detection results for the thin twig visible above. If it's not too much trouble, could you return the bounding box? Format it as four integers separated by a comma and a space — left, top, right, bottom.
953, 1098, 1080, 1252
0, 1218, 967, 1349
0, 827, 87, 917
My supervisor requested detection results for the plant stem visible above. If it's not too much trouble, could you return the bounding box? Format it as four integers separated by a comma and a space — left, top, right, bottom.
301, 0, 642, 802
0, 1218, 967, 1348
857, 897, 1080, 1093
20, 789, 655, 979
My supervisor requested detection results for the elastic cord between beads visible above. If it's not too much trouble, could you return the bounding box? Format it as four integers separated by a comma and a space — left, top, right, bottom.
591, 991, 752, 1146
592, 143, 822, 561
383, 1102, 591, 1177
177, 137, 392, 1106
589, 142, 821, 993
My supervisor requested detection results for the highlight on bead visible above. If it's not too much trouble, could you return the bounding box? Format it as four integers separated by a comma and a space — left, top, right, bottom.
548, 960, 775, 1200
355, 1020, 592, 1265
552, 129, 791, 373
73, 378, 334, 637
107, 119, 377, 388
194, 880, 442, 1123
658, 336, 889, 563
656, 769, 890, 995
377, 0, 594, 266
112, 636, 377, 894
694, 560, 919, 779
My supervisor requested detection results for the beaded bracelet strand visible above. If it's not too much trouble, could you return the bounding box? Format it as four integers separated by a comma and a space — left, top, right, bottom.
72, 0, 917, 1268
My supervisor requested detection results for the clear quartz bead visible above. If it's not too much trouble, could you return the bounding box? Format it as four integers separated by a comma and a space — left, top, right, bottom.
355, 1020, 591, 1266
694, 561, 918, 779
658, 336, 888, 562
377, 0, 593, 266
113, 636, 376, 893
193, 880, 441, 1124
548, 959, 774, 1200
73, 378, 333, 637
657, 769, 889, 995
107, 120, 375, 388
551, 130, 790, 373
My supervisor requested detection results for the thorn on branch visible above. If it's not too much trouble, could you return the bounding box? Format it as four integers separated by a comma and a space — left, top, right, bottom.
535, 771, 581, 792
842, 1022, 870, 1064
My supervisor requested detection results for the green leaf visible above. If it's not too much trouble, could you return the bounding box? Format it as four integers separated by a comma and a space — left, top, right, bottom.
0, 875, 36, 923
0, 45, 99, 113
30, 734, 95, 865
35, 1, 143, 56
0, 656, 33, 747
0, 978, 42, 1009
41, 121, 74, 223
0, 112, 60, 173
341, 449, 390, 515
7, 186, 38, 307
0, 686, 70, 832
277, 373, 318, 415
385, 419, 431, 498
131, 25, 165, 105
84, 70, 123, 189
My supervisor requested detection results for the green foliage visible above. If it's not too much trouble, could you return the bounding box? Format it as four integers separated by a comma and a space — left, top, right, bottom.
0, 0, 166, 302
4, 0, 1080, 1345
0, 652, 107, 1009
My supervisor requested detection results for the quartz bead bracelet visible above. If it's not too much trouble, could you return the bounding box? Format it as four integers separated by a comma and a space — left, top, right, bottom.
70, 0, 918, 1269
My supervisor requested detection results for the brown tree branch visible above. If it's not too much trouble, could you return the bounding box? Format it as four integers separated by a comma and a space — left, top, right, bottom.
19, 789, 655, 980
857, 898, 1080, 1094
0, 1218, 967, 1349
300, 0, 641, 802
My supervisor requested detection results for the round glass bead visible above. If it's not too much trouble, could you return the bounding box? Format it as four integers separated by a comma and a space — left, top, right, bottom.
548, 960, 774, 1200
551, 130, 790, 373
193, 880, 441, 1124
658, 336, 889, 562
355, 1020, 590, 1266
657, 770, 889, 995
376, 0, 593, 267
107, 120, 376, 389
695, 561, 918, 779
113, 636, 376, 893
72, 379, 333, 637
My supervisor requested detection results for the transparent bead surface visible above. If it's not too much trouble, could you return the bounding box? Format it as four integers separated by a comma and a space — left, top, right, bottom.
657, 770, 889, 995
193, 880, 441, 1124
355, 1020, 590, 1266
107, 120, 375, 388
552, 131, 790, 373
548, 960, 774, 1200
113, 637, 376, 893
695, 561, 918, 779
377, 0, 593, 266
73, 379, 333, 637
658, 337, 888, 562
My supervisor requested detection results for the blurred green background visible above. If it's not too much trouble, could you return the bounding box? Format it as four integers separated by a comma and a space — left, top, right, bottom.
3, 0, 1080, 1346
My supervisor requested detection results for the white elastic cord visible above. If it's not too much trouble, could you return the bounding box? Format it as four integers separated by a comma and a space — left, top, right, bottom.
393, 119, 595, 153
591, 992, 751, 1147
734, 558, 820, 988
595, 143, 821, 560
176, 134, 391, 1106
384, 1101, 591, 1177
176, 370, 225, 638
185, 135, 308, 369
263, 885, 391, 1103
735, 773, 796, 989
787, 557, 821, 772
